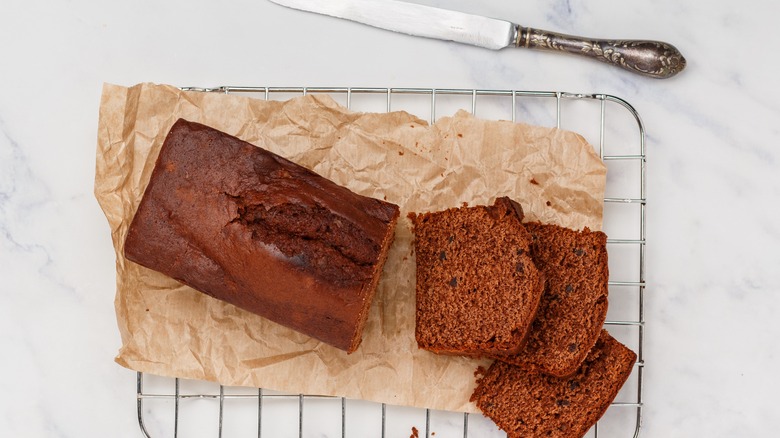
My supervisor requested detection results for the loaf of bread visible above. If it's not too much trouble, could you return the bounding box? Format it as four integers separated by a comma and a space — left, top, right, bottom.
494, 222, 609, 377
471, 330, 637, 438
124, 119, 400, 353
408, 197, 545, 357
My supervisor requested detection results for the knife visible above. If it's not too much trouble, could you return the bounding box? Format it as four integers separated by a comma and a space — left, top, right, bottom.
268, 0, 685, 79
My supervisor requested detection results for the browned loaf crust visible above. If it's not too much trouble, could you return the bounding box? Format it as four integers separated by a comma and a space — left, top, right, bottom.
124, 119, 400, 353
471, 330, 637, 438
495, 222, 609, 377
409, 197, 545, 357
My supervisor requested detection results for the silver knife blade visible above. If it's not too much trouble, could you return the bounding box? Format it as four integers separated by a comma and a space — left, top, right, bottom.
268, 0, 516, 50
267, 0, 686, 79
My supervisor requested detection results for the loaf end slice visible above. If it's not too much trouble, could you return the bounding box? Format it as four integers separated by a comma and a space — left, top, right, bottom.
471, 330, 637, 438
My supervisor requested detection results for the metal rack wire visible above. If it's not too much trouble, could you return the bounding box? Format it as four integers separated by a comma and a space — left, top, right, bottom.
136, 87, 646, 438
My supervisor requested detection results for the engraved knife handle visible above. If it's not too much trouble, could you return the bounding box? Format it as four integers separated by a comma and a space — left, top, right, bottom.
516, 26, 686, 79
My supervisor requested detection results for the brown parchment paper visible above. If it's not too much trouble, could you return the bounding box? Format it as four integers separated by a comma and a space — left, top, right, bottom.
95, 82, 607, 413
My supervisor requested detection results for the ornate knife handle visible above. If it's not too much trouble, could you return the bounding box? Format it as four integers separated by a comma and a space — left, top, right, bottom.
516, 26, 686, 79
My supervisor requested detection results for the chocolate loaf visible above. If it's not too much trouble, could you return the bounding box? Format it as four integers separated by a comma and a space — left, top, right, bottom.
124, 119, 400, 353
409, 197, 545, 357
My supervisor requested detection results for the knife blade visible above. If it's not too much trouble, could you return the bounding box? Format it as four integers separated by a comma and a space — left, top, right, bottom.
268, 0, 685, 79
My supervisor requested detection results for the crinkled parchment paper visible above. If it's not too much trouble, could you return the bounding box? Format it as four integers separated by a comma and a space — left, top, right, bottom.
95, 82, 606, 413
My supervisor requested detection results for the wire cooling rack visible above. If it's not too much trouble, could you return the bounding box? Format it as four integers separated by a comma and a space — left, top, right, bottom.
135, 87, 646, 438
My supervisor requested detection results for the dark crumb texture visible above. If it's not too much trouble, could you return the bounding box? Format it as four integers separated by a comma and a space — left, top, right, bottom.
124, 119, 400, 353
496, 222, 609, 377
471, 330, 636, 438
409, 197, 545, 357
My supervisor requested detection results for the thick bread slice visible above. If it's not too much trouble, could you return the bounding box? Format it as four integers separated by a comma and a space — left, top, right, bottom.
471, 330, 637, 438
409, 197, 545, 357
495, 222, 609, 377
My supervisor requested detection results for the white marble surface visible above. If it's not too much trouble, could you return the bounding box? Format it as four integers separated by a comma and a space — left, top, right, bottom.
2, 0, 779, 437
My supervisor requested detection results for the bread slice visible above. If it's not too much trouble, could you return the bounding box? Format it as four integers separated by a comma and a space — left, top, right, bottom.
471, 330, 637, 438
495, 222, 609, 377
409, 197, 545, 357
